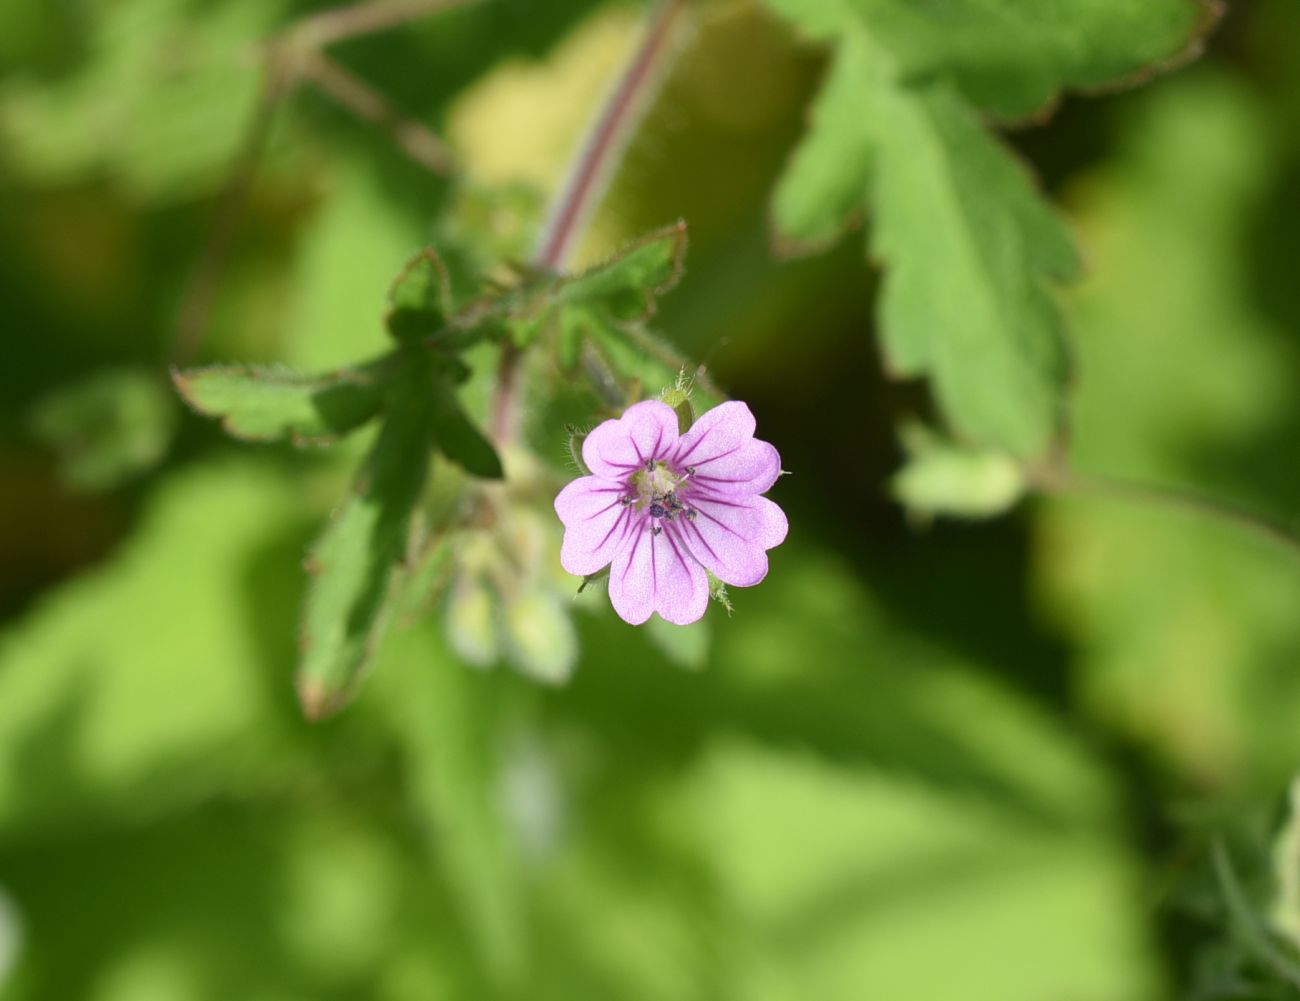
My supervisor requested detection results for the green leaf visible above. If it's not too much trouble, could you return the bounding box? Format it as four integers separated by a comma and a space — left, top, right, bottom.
766, 0, 1212, 453
29, 366, 177, 491
0, 462, 302, 838
172, 361, 387, 446
386, 247, 454, 343
430, 374, 504, 480
774, 31, 1080, 454
509, 221, 687, 355
765, 0, 1211, 119
297, 361, 435, 720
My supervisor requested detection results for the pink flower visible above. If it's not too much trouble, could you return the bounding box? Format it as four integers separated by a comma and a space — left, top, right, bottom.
554, 400, 788, 625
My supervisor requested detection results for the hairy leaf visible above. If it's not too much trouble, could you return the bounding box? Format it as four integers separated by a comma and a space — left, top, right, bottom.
430, 373, 504, 480
173, 361, 387, 446
297, 362, 435, 720
767, 1, 1211, 453
766, 0, 1211, 119
509, 221, 687, 357
773, 31, 1080, 454
386, 247, 454, 343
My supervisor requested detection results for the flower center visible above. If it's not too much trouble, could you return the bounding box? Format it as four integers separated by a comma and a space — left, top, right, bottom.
625, 460, 697, 531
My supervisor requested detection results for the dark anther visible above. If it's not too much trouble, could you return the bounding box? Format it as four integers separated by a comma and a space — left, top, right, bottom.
665, 491, 681, 509
685, 508, 698, 521
644, 458, 655, 472
619, 495, 634, 506
651, 525, 662, 536
649, 502, 667, 519
684, 466, 696, 477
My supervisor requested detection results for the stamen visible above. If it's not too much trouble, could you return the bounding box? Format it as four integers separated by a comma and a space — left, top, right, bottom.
685, 508, 697, 521
651, 525, 662, 536
649, 502, 667, 519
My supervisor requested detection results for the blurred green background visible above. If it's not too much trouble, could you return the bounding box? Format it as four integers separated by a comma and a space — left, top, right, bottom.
2, 0, 1300, 998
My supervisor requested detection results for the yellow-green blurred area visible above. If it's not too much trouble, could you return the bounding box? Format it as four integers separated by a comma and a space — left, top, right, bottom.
2, 0, 1300, 998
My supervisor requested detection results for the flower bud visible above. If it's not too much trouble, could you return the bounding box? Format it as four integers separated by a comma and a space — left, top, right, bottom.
445, 575, 499, 668
503, 589, 576, 685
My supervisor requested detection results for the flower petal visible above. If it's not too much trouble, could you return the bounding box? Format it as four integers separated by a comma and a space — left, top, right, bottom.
686, 438, 781, 497
672, 400, 755, 470
607, 523, 709, 626
555, 476, 637, 576
582, 400, 680, 481
679, 493, 788, 587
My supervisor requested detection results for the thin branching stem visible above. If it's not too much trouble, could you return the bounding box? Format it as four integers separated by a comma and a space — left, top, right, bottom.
299, 51, 458, 175
1030, 462, 1300, 564
491, 0, 686, 443
172, 0, 476, 364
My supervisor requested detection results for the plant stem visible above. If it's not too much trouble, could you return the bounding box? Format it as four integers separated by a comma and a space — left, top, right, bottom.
299, 51, 457, 175
1033, 464, 1300, 564
172, 0, 476, 364
491, 0, 685, 443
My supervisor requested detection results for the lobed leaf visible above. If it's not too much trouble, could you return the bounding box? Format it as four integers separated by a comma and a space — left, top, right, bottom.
173, 361, 387, 446
766, 0, 1214, 455
430, 373, 504, 480
508, 221, 687, 354
766, 0, 1213, 119
386, 246, 454, 343
296, 360, 435, 720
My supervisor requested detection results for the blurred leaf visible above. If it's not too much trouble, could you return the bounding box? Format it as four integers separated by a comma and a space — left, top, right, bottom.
1036, 74, 1300, 786
0, 462, 301, 838
29, 367, 177, 491
1274, 779, 1300, 950
297, 356, 435, 720
772, 31, 1079, 455
764, 0, 1209, 119
172, 360, 387, 446
0, 0, 285, 201
386, 247, 454, 343
377, 621, 524, 984
892, 424, 1025, 522
695, 740, 1159, 1001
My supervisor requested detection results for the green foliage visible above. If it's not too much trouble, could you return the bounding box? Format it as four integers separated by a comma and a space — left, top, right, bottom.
892, 424, 1026, 522
385, 248, 455, 344
764, 0, 1208, 118
297, 357, 437, 720
172, 361, 387, 445
0, 463, 302, 838
765, 0, 1208, 454
1035, 73, 1300, 788
0, 0, 285, 201
28, 367, 177, 491
508, 221, 687, 367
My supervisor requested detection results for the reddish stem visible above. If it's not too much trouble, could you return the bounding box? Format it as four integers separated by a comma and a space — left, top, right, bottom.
491, 0, 684, 443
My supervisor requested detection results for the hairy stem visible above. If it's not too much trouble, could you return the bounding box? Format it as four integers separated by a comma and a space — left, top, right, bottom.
491, 0, 685, 443
1032, 464, 1300, 564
